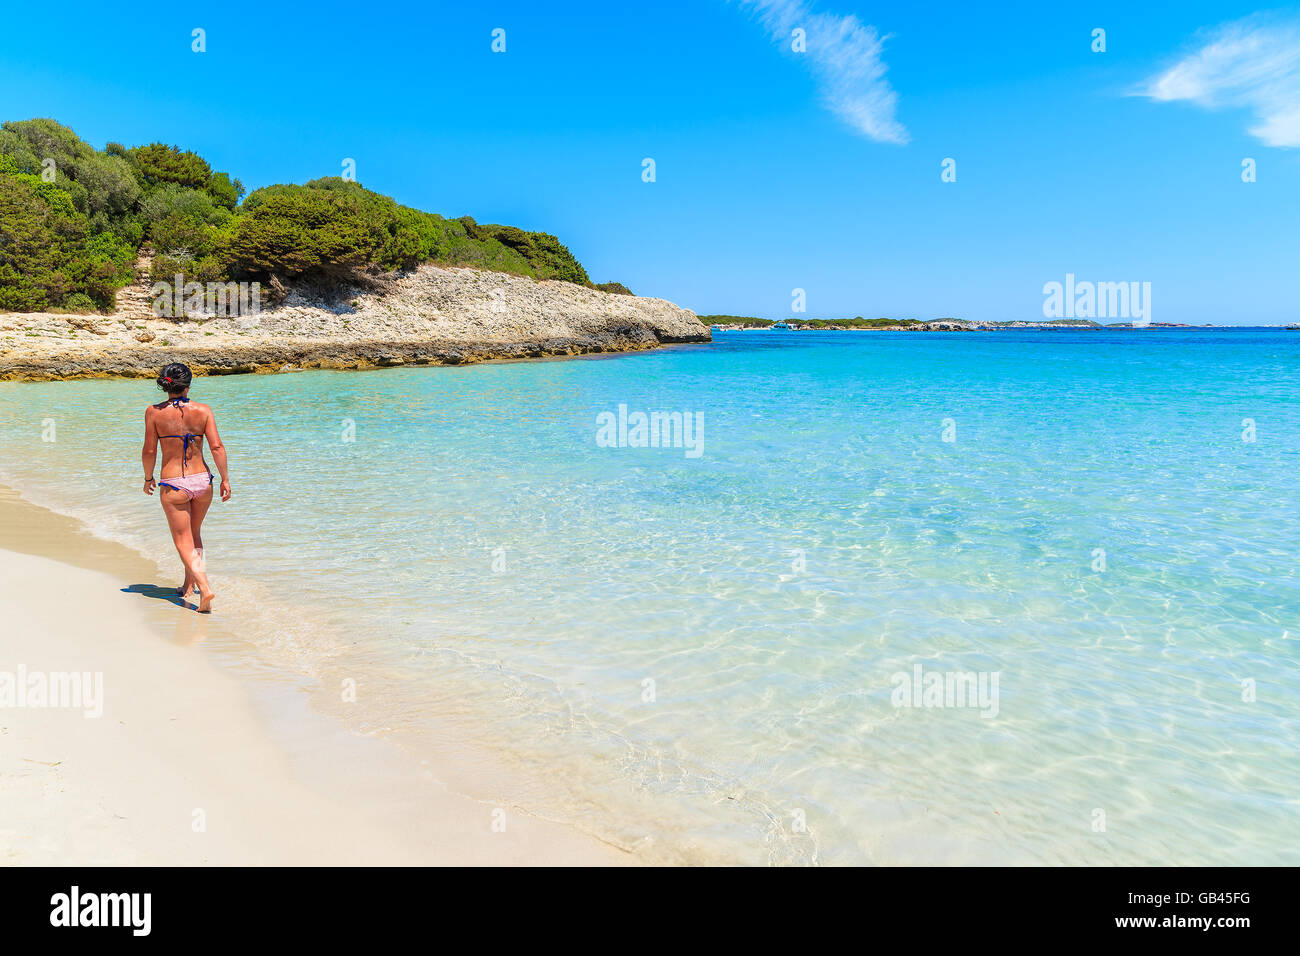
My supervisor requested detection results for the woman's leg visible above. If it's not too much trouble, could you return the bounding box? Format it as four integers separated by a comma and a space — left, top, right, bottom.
161, 487, 215, 612
186, 485, 214, 594
176, 487, 214, 596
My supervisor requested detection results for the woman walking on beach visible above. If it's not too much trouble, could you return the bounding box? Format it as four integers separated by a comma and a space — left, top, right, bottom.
141, 363, 230, 612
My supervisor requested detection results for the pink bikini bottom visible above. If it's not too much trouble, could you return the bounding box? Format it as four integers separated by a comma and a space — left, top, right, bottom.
159, 472, 213, 500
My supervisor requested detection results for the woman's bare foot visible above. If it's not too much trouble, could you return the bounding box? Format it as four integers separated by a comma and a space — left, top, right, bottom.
177, 577, 194, 597
197, 589, 215, 613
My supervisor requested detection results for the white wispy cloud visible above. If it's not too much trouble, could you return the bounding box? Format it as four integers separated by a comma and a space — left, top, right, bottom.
740, 0, 909, 144
1137, 14, 1300, 147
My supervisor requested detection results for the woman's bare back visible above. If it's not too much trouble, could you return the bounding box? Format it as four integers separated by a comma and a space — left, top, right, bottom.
150, 399, 211, 479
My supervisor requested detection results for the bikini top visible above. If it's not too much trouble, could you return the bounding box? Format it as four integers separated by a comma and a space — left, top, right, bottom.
159, 396, 202, 477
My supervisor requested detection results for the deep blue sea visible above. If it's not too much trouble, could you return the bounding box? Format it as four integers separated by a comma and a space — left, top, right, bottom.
2, 328, 1297, 863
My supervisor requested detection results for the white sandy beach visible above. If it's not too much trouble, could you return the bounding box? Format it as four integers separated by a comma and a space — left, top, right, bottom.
0, 490, 629, 866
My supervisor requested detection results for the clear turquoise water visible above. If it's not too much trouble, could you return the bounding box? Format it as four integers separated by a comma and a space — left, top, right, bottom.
2, 329, 1298, 864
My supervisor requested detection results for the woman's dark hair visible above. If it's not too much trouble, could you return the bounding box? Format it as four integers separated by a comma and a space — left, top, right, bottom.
157, 362, 193, 395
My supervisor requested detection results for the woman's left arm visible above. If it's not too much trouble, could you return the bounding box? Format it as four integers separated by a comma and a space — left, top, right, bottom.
141, 406, 158, 495
205, 407, 231, 502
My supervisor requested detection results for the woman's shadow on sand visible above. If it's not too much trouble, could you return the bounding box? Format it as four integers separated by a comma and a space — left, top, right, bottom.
121, 583, 198, 612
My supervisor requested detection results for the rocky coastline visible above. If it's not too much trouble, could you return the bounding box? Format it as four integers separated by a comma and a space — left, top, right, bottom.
0, 265, 709, 382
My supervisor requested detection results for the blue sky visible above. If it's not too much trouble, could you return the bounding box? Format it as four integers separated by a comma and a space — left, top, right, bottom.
2, 0, 1298, 324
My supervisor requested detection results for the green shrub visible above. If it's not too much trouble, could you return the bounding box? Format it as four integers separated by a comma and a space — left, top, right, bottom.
479, 224, 590, 283
228, 184, 384, 282
0, 120, 138, 218
208, 171, 245, 211
0, 119, 603, 313
140, 183, 227, 226
127, 143, 213, 190
72, 152, 140, 218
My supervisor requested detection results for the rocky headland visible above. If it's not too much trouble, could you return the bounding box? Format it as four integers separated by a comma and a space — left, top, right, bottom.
0, 265, 709, 382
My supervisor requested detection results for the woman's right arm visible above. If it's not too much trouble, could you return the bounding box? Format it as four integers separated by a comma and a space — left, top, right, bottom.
141, 407, 157, 495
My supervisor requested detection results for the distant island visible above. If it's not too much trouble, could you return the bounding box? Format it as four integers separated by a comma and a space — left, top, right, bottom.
700, 315, 1212, 331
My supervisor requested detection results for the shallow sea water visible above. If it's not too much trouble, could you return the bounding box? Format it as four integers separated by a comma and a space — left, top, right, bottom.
1, 328, 1297, 864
